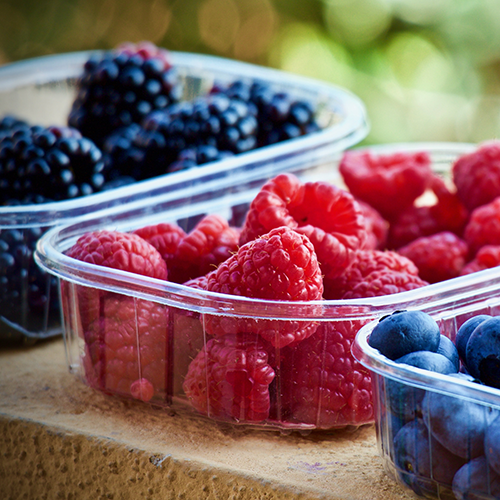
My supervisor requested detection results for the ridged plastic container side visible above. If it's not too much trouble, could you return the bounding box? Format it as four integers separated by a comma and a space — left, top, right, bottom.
0, 50, 369, 342
35, 142, 491, 432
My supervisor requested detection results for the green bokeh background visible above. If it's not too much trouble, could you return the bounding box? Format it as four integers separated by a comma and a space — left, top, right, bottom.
2, 0, 500, 145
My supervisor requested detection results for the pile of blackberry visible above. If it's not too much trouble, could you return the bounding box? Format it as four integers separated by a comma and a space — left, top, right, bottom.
68, 42, 183, 147
0, 42, 323, 342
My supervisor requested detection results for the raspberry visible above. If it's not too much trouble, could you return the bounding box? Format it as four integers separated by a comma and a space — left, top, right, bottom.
68, 42, 182, 146
398, 231, 469, 284
461, 245, 500, 275
341, 270, 428, 299
205, 226, 323, 347
67, 230, 167, 280
464, 197, 500, 256
452, 141, 500, 211
339, 149, 432, 221
80, 293, 168, 401
168, 214, 240, 284
182, 273, 211, 290
323, 249, 419, 300
356, 199, 389, 250
239, 173, 366, 280
183, 333, 276, 422
133, 222, 186, 274
65, 230, 169, 401
280, 321, 373, 428
387, 205, 441, 250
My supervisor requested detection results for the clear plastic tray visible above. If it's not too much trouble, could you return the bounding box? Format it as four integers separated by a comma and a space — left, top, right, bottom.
0, 50, 369, 343
353, 288, 500, 499
35, 142, 484, 431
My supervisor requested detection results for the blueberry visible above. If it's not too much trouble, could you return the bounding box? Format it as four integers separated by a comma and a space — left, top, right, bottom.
466, 317, 500, 388
368, 310, 441, 361
485, 413, 500, 476
386, 351, 458, 420
456, 315, 492, 363
437, 334, 460, 372
422, 374, 498, 460
452, 456, 500, 500
393, 419, 465, 498
396, 351, 458, 374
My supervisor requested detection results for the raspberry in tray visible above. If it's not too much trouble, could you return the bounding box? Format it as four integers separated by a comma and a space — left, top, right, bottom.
339, 149, 433, 221
205, 225, 323, 348
66, 230, 170, 401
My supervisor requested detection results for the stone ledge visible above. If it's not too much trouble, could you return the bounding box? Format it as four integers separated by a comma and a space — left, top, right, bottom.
0, 339, 413, 499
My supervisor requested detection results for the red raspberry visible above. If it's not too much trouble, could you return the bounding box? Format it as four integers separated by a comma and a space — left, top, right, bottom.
183, 333, 276, 422
339, 149, 432, 221
356, 199, 389, 250
205, 226, 323, 347
398, 231, 468, 284
65, 230, 168, 401
461, 245, 500, 275
464, 197, 500, 256
341, 270, 428, 299
67, 230, 167, 280
428, 173, 469, 236
323, 249, 419, 300
170, 214, 240, 283
452, 141, 500, 211
240, 173, 366, 280
387, 205, 441, 249
81, 295, 168, 401
280, 321, 373, 428
133, 222, 186, 274
182, 273, 211, 290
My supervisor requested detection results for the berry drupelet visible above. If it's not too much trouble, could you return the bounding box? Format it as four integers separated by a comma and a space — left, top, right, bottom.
68, 41, 183, 147
0, 124, 106, 205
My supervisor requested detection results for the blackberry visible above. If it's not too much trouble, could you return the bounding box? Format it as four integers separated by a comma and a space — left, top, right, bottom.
0, 114, 29, 138
103, 93, 257, 180
0, 228, 59, 342
0, 125, 106, 205
212, 80, 321, 147
68, 42, 183, 146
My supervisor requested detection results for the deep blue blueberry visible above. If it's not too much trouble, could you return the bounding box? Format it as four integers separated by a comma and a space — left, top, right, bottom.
393, 419, 465, 498
368, 310, 441, 361
452, 457, 500, 499
466, 316, 500, 388
437, 334, 460, 372
455, 314, 491, 364
421, 373, 497, 460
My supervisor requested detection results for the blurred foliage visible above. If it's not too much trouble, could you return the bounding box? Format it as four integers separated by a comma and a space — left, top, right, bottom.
2, 0, 500, 145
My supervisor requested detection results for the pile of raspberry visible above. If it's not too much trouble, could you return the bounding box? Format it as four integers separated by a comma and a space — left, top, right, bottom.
64, 139, 500, 430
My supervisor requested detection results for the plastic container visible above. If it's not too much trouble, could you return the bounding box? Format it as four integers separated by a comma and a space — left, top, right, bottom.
35, 142, 484, 432
352, 286, 500, 499
0, 50, 369, 343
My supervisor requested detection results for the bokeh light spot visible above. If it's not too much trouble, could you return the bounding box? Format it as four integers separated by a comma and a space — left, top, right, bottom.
198, 0, 240, 54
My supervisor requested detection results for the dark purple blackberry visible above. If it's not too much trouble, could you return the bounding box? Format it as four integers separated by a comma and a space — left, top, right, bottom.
68, 42, 183, 147
0, 227, 59, 342
0, 125, 106, 205
212, 80, 321, 147
0, 115, 29, 138
102, 93, 257, 180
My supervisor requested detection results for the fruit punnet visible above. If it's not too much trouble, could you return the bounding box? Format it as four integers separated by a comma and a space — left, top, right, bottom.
366, 309, 500, 499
